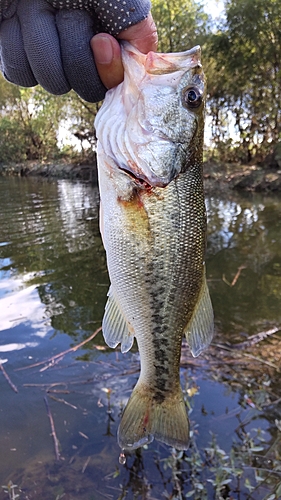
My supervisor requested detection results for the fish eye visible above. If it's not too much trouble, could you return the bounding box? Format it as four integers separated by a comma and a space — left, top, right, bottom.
182, 86, 203, 109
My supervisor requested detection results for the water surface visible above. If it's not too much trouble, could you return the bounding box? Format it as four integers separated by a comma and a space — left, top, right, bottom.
0, 177, 280, 499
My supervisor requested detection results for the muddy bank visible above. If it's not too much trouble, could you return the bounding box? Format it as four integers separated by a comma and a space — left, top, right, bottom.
0, 160, 98, 183
203, 161, 281, 194
1, 159, 281, 193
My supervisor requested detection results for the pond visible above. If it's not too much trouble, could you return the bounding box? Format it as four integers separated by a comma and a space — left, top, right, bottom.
0, 176, 280, 500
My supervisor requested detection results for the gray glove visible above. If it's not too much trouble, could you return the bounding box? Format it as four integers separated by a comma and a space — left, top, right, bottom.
0, 0, 150, 102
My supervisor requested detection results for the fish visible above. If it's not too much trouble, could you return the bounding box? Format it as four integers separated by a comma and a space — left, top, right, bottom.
94, 42, 214, 452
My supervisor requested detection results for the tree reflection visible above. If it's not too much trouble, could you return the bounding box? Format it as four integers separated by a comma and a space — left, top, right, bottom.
0, 178, 108, 345
206, 193, 281, 337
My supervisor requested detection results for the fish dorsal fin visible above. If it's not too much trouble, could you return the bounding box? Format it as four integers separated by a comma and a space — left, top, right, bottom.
184, 273, 214, 357
102, 286, 135, 353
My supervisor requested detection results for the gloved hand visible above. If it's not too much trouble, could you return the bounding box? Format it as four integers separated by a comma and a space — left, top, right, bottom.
0, 0, 151, 102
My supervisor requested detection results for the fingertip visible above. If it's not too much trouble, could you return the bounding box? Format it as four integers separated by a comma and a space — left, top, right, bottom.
91, 34, 115, 65
91, 34, 124, 89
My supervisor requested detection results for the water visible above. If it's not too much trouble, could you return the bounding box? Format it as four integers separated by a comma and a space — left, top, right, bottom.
0, 177, 280, 499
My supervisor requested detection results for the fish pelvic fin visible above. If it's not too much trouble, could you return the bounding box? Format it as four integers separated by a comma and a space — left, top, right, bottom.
102, 285, 134, 353
118, 382, 190, 451
184, 272, 214, 357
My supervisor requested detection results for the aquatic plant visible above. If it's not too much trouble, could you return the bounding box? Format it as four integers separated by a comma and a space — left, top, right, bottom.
1, 481, 21, 500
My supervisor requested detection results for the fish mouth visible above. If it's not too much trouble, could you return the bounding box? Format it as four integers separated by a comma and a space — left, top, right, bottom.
118, 164, 170, 189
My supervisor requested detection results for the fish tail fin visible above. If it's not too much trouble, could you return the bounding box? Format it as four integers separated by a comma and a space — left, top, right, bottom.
118, 383, 190, 451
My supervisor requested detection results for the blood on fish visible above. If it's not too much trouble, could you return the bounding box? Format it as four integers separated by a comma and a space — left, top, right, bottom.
143, 411, 150, 430
127, 159, 141, 174
117, 182, 153, 211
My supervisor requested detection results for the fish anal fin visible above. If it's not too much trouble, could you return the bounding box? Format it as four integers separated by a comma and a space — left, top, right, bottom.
102, 286, 134, 353
118, 382, 190, 451
184, 273, 214, 358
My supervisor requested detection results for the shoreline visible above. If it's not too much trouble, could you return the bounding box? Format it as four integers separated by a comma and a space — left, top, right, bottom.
0, 160, 98, 183
1, 159, 281, 193
203, 161, 281, 194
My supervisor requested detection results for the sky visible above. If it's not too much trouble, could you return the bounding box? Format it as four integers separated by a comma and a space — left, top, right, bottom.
202, 0, 225, 20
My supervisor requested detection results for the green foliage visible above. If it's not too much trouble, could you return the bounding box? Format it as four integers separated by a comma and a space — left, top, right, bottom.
0, 76, 65, 163
0, 78, 20, 109
0, 0, 280, 167
151, 0, 210, 52
156, 399, 281, 499
0, 117, 26, 163
207, 0, 281, 163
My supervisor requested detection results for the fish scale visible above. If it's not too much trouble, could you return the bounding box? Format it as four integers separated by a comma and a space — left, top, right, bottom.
95, 42, 214, 451
133, 168, 205, 389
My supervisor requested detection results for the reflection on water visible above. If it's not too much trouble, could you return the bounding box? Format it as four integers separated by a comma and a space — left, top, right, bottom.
0, 177, 107, 344
0, 177, 280, 499
206, 194, 281, 337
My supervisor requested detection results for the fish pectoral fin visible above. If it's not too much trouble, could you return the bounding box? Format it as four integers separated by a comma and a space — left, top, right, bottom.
102, 286, 134, 353
184, 273, 214, 358
118, 382, 190, 451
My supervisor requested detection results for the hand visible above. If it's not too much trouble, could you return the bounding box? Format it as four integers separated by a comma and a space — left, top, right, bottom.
91, 12, 158, 90
0, 0, 154, 102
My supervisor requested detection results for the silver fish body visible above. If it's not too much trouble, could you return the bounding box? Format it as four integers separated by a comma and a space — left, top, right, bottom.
95, 42, 214, 451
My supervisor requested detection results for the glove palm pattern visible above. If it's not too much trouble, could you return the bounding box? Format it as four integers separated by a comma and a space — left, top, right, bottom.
0, 0, 149, 102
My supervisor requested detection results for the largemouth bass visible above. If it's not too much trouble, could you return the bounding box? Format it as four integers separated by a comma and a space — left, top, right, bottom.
95, 42, 213, 451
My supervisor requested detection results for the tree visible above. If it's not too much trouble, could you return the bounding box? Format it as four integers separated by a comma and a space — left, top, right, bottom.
207, 0, 281, 163
151, 0, 211, 53
60, 91, 101, 162
0, 75, 66, 162
0, 2, 213, 165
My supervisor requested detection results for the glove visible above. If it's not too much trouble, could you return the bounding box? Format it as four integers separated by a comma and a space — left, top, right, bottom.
0, 0, 150, 102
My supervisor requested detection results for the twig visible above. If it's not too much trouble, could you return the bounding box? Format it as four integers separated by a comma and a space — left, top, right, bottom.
222, 274, 232, 286
23, 382, 68, 389
242, 352, 280, 371
49, 395, 77, 410
47, 389, 71, 394
261, 396, 281, 408
213, 344, 280, 371
82, 456, 91, 473
79, 431, 89, 440
0, 364, 18, 393
16, 326, 102, 371
40, 356, 64, 372
232, 326, 280, 349
231, 265, 246, 286
214, 325, 280, 352
91, 489, 114, 500
223, 265, 246, 287
44, 395, 61, 461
